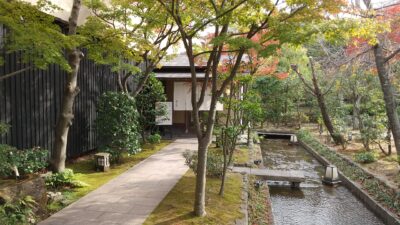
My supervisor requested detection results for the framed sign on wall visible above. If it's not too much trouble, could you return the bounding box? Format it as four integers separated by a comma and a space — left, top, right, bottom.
155, 102, 173, 125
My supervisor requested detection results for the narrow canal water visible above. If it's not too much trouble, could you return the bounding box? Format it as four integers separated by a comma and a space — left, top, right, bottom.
260, 138, 384, 225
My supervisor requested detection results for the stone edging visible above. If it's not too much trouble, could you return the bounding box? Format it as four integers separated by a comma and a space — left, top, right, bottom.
235, 173, 249, 225
299, 140, 400, 225
252, 139, 275, 225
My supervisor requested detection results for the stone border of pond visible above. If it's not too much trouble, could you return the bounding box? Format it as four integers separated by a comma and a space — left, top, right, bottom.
246, 138, 275, 225
299, 139, 400, 225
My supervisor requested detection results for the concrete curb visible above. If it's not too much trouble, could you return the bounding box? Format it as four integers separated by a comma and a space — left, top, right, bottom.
299, 140, 400, 225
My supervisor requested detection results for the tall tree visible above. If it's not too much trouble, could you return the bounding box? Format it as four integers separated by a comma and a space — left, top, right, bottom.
159, 0, 344, 216
347, 1, 400, 160
0, 0, 87, 172
292, 58, 346, 146
51, 0, 84, 172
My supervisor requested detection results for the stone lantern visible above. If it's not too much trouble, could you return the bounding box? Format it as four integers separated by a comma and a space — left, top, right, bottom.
94, 153, 110, 172
322, 165, 341, 185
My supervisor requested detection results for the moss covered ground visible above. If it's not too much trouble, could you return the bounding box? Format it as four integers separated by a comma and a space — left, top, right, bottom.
144, 170, 244, 225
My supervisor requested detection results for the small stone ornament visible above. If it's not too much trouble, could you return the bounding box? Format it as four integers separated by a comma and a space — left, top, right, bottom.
94, 152, 110, 172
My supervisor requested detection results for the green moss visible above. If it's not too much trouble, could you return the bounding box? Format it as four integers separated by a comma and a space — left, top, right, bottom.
144, 171, 244, 225
47, 140, 171, 213
234, 146, 250, 164
248, 175, 272, 225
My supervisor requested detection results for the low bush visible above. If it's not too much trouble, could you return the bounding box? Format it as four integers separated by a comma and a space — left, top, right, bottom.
45, 169, 87, 189
0, 144, 20, 177
101, 147, 123, 164
0, 145, 48, 177
0, 122, 10, 135
0, 196, 37, 225
183, 149, 224, 178
354, 151, 376, 164
96, 92, 141, 159
147, 133, 161, 144
18, 147, 48, 175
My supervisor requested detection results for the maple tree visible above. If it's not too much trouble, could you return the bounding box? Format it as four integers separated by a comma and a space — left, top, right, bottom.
158, 0, 345, 216
344, 1, 400, 161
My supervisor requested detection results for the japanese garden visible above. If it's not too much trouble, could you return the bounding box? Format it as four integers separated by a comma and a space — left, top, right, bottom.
0, 0, 400, 224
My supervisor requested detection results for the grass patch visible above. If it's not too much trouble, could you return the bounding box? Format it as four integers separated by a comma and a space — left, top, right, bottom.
144, 170, 244, 225
248, 175, 273, 225
47, 140, 171, 213
234, 146, 249, 164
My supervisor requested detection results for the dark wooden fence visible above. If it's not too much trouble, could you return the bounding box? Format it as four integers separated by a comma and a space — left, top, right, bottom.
0, 51, 118, 158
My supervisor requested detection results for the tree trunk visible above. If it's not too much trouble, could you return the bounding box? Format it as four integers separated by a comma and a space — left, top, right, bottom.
194, 138, 210, 216
50, 0, 82, 173
388, 127, 392, 155
352, 95, 361, 130
310, 64, 345, 146
374, 44, 400, 162
219, 141, 228, 196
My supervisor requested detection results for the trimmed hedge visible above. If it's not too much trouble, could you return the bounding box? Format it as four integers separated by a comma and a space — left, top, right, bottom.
297, 130, 400, 217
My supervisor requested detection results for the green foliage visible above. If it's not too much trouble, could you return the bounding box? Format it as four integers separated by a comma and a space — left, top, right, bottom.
183, 149, 224, 178
18, 147, 48, 175
297, 130, 400, 214
0, 122, 10, 135
147, 133, 162, 144
0, 145, 48, 177
101, 147, 122, 164
354, 151, 376, 164
45, 169, 87, 189
0, 0, 82, 72
0, 144, 19, 177
96, 92, 141, 158
136, 75, 167, 137
0, 196, 37, 225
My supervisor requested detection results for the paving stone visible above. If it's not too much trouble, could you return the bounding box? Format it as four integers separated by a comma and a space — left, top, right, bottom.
39, 138, 197, 225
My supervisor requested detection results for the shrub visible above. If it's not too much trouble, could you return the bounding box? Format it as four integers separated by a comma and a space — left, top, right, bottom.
18, 147, 48, 175
96, 92, 141, 159
0, 145, 48, 177
45, 169, 87, 189
0, 196, 37, 225
147, 133, 161, 144
0, 144, 19, 177
0, 122, 10, 136
136, 75, 167, 141
102, 147, 122, 164
354, 151, 376, 164
183, 149, 224, 177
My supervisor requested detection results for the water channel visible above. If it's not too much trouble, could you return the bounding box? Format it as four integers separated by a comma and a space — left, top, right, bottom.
260, 138, 385, 225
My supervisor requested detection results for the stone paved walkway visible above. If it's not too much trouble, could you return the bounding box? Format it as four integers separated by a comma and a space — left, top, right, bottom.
39, 138, 197, 225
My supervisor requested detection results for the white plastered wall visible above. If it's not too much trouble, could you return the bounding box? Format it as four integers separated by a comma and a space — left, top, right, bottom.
173, 82, 223, 111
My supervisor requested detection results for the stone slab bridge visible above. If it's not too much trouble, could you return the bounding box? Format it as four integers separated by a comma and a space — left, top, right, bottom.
231, 167, 306, 188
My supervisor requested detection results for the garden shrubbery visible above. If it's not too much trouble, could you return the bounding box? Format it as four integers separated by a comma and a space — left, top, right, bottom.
183, 149, 224, 178
0, 196, 37, 225
0, 145, 48, 177
96, 92, 141, 162
354, 151, 376, 164
45, 169, 87, 189
147, 133, 161, 144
